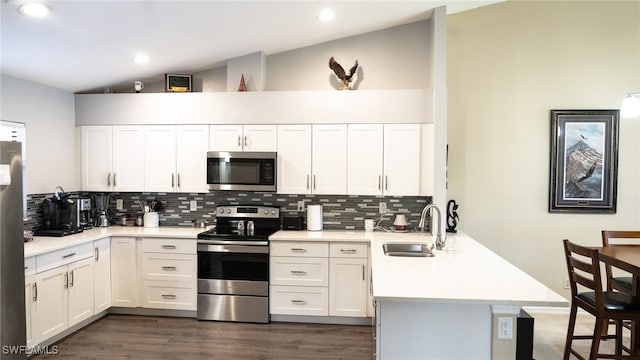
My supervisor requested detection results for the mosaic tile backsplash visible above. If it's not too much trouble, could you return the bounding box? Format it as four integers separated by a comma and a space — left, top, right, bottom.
26, 191, 432, 232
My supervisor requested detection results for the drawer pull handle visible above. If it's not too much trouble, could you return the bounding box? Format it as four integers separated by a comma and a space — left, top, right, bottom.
162, 266, 177, 271
62, 252, 76, 259
290, 248, 306, 253
291, 299, 306, 305
24, 266, 28, 270
290, 270, 307, 276
161, 294, 177, 299
161, 245, 177, 249
340, 249, 357, 253
64, 272, 69, 289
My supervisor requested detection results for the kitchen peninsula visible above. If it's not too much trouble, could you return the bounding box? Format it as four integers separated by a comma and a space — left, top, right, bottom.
270, 230, 568, 360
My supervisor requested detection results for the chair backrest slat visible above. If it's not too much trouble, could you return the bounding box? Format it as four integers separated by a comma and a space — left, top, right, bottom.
563, 239, 603, 306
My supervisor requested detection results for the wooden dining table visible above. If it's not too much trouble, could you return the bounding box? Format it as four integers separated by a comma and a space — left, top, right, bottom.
597, 245, 640, 353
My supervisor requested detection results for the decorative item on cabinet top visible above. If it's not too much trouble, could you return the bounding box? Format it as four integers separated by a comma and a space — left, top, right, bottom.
165, 74, 192, 92
329, 57, 359, 90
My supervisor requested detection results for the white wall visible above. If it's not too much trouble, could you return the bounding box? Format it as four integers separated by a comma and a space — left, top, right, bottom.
447, 1, 640, 297
0, 74, 77, 194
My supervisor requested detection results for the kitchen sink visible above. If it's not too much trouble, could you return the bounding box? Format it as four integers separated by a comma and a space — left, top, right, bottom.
382, 243, 434, 257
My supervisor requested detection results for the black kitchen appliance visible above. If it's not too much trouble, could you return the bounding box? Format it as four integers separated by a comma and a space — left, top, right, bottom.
35, 189, 83, 237
206, 151, 277, 192
196, 205, 280, 323
282, 215, 304, 230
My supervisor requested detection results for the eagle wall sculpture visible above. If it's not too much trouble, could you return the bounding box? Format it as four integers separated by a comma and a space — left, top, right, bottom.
329, 56, 358, 90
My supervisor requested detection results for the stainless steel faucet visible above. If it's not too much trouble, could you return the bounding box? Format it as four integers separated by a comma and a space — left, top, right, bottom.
417, 204, 446, 250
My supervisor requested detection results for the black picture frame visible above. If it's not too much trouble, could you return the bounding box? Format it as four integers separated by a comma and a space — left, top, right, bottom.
549, 109, 619, 213
165, 74, 192, 92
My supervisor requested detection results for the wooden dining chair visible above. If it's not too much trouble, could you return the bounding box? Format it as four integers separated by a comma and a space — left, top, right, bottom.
602, 231, 640, 294
563, 239, 640, 360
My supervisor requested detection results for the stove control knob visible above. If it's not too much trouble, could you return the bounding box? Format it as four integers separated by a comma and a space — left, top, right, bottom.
264, 209, 269, 215
271, 210, 277, 215
226, 208, 232, 214
218, 208, 225, 215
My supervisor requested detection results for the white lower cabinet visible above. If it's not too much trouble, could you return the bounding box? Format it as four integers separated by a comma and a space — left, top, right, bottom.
24, 274, 37, 349
270, 240, 370, 319
140, 238, 196, 311
110, 237, 138, 307
31, 256, 94, 342
93, 238, 111, 313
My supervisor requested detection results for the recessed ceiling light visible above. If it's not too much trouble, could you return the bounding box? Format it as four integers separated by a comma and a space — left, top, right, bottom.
133, 54, 150, 64
318, 8, 335, 22
18, 2, 51, 18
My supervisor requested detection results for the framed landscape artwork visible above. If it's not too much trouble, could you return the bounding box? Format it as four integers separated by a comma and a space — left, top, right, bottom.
548, 109, 619, 213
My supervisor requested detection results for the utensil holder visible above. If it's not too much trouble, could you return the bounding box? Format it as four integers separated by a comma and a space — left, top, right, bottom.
143, 212, 159, 228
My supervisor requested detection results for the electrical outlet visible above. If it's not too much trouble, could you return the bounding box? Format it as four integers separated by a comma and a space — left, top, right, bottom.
116, 199, 123, 210
563, 278, 570, 289
190, 200, 197, 211
297, 201, 305, 212
379, 202, 387, 214
498, 316, 513, 340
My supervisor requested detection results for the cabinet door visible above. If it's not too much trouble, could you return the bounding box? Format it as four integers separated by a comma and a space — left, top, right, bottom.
312, 124, 347, 194
144, 125, 177, 192
81, 126, 112, 191
25, 275, 38, 349
93, 238, 111, 313
347, 124, 384, 195
243, 125, 277, 151
67, 257, 95, 327
209, 125, 243, 151
329, 258, 367, 317
34, 266, 68, 341
383, 124, 420, 196
113, 125, 145, 191
176, 125, 209, 193
110, 237, 137, 307
277, 125, 312, 194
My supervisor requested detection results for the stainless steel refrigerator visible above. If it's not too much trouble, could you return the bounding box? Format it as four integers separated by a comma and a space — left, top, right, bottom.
0, 141, 26, 359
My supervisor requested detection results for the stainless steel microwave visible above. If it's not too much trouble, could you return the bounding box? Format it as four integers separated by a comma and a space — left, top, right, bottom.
206, 151, 277, 191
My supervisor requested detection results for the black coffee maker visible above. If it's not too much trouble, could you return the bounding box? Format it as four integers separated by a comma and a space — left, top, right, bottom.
35, 186, 83, 237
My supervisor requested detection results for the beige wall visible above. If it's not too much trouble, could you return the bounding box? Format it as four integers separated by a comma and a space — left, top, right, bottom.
447, 0, 640, 297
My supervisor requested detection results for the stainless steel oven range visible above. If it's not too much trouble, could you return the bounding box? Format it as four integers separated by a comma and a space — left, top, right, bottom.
196, 205, 280, 323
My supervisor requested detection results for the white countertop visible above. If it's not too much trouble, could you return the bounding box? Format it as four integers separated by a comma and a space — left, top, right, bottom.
24, 226, 202, 257
369, 231, 568, 307
270, 229, 568, 308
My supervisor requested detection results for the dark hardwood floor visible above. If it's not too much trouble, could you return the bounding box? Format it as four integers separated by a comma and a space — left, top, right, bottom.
34, 315, 373, 360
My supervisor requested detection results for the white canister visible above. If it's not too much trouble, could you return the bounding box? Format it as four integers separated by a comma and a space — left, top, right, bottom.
143, 212, 159, 228
306, 205, 323, 231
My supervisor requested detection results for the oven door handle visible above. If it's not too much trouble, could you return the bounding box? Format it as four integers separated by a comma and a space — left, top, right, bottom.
197, 240, 268, 246
197, 243, 269, 254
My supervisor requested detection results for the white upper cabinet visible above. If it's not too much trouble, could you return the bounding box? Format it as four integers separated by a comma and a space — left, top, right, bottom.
348, 124, 421, 196
176, 125, 209, 193
277, 125, 312, 194
81, 126, 144, 192
81, 126, 112, 192
347, 124, 384, 195
144, 125, 177, 192
209, 124, 276, 152
145, 125, 208, 193
383, 124, 420, 196
112, 126, 145, 191
277, 124, 347, 195
312, 125, 347, 195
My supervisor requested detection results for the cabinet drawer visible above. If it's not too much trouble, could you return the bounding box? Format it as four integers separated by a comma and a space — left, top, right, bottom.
141, 238, 196, 254
270, 241, 328, 257
270, 285, 328, 316
330, 242, 368, 258
142, 253, 196, 282
270, 257, 328, 287
142, 280, 196, 311
24, 257, 36, 276
36, 242, 93, 273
